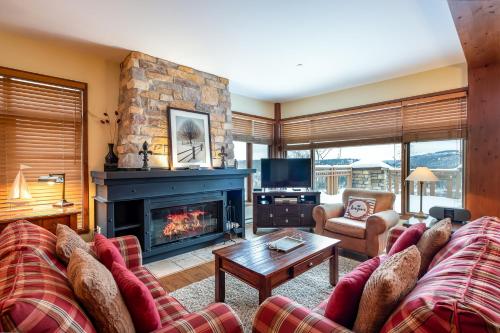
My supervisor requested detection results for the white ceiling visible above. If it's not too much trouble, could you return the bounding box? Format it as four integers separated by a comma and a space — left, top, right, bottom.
0, 0, 465, 102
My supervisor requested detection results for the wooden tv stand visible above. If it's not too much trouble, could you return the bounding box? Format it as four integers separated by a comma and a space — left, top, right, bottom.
252, 191, 321, 233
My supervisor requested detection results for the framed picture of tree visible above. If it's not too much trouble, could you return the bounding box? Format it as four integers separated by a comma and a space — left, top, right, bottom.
167, 107, 212, 169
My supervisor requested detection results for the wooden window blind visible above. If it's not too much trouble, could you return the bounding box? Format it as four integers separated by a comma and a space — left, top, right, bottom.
281, 89, 467, 150
232, 112, 274, 145
281, 102, 402, 150
402, 91, 467, 142
0, 68, 87, 230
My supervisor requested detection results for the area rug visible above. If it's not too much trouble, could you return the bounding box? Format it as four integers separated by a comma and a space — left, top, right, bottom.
166, 256, 360, 332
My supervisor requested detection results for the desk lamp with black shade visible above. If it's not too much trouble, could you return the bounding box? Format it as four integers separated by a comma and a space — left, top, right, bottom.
38, 173, 74, 207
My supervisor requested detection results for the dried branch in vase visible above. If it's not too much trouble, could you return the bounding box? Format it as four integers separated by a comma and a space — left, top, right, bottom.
100, 110, 121, 144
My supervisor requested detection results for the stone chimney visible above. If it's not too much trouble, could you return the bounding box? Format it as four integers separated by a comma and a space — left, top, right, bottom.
117, 51, 234, 168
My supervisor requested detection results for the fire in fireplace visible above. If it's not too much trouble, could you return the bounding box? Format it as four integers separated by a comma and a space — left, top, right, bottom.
150, 201, 221, 247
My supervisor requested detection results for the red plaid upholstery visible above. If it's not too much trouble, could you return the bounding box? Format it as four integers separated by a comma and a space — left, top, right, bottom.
155, 293, 189, 325
109, 235, 143, 269
153, 303, 243, 333
253, 217, 500, 333
253, 296, 352, 333
0, 220, 57, 258
0, 220, 67, 275
381, 238, 500, 333
0, 250, 95, 333
385, 225, 406, 254
429, 216, 500, 269
131, 266, 166, 299
1, 222, 243, 333
313, 299, 327, 316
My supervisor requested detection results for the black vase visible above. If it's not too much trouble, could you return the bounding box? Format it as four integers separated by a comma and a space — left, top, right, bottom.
104, 143, 119, 171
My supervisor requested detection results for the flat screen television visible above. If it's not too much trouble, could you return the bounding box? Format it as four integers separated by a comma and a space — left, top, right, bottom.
261, 158, 311, 188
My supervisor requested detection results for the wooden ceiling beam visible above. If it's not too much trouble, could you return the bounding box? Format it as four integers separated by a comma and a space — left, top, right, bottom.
447, 0, 500, 68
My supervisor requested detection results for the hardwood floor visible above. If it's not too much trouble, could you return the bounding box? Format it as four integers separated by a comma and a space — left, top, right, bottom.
158, 261, 215, 292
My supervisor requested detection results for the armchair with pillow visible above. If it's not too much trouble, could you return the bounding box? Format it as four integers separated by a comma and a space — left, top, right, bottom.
313, 188, 399, 257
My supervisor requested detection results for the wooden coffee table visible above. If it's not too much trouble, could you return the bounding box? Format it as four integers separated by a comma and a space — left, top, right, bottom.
212, 229, 341, 304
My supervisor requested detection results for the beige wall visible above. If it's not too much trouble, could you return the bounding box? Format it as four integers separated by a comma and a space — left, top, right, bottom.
281, 63, 468, 118
0, 29, 124, 232
230, 93, 274, 118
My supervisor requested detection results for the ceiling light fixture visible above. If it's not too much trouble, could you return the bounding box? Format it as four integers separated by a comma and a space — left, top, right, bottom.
296, 63, 303, 67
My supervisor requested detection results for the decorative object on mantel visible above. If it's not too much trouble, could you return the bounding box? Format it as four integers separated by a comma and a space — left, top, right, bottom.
139, 141, 153, 171
214, 145, 228, 169
167, 107, 212, 169
38, 173, 74, 207
406, 167, 439, 218
100, 111, 121, 171
104, 143, 119, 171
7, 164, 32, 211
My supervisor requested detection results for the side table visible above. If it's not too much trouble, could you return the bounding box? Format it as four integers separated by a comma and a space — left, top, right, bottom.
0, 206, 80, 234
403, 216, 466, 233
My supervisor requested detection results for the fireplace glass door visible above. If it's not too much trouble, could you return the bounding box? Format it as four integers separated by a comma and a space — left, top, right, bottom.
150, 201, 221, 247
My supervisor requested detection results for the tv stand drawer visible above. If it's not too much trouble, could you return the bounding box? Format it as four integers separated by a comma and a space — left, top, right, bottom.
275, 205, 299, 216
274, 216, 300, 226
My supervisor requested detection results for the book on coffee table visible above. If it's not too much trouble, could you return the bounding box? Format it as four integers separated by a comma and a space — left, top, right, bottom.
267, 236, 305, 252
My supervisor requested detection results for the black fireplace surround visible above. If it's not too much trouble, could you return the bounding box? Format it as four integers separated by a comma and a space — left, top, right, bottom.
91, 169, 254, 263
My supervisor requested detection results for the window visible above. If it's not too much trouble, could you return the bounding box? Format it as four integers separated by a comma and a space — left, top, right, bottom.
233, 140, 248, 200
408, 139, 464, 214
314, 144, 402, 211
287, 150, 311, 158
282, 89, 467, 216
0, 67, 88, 231
252, 144, 269, 190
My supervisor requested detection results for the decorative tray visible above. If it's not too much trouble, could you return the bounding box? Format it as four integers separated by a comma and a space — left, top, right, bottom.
267, 236, 305, 252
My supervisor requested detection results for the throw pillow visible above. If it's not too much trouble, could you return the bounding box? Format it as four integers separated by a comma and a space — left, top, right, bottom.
344, 196, 377, 221
67, 248, 135, 333
416, 218, 452, 277
388, 223, 427, 255
111, 262, 161, 333
56, 224, 93, 264
94, 233, 126, 271
353, 245, 421, 333
324, 256, 381, 328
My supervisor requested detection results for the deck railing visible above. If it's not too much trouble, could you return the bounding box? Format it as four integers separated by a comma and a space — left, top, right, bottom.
315, 165, 462, 199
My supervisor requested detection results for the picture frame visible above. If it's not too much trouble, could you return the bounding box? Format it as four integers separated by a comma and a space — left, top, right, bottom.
167, 107, 212, 169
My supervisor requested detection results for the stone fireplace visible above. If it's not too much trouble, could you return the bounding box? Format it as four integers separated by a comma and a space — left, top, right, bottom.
117, 51, 234, 168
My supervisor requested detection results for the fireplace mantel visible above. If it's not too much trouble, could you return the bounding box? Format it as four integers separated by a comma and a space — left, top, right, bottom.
91, 168, 254, 183
91, 168, 254, 262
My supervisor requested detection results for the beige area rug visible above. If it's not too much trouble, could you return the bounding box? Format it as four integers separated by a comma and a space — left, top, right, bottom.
168, 256, 360, 332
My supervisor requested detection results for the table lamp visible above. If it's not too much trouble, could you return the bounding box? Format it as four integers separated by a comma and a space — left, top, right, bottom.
7, 164, 32, 211
406, 167, 438, 218
38, 173, 73, 207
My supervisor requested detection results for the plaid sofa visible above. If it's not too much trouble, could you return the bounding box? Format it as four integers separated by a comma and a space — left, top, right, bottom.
253, 216, 500, 333
0, 220, 243, 333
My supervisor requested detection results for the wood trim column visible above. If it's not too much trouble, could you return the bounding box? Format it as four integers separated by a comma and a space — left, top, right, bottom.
272, 103, 284, 158
448, 0, 500, 218
246, 142, 253, 202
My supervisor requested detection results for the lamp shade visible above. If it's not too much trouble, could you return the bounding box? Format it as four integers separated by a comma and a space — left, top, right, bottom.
406, 167, 439, 182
